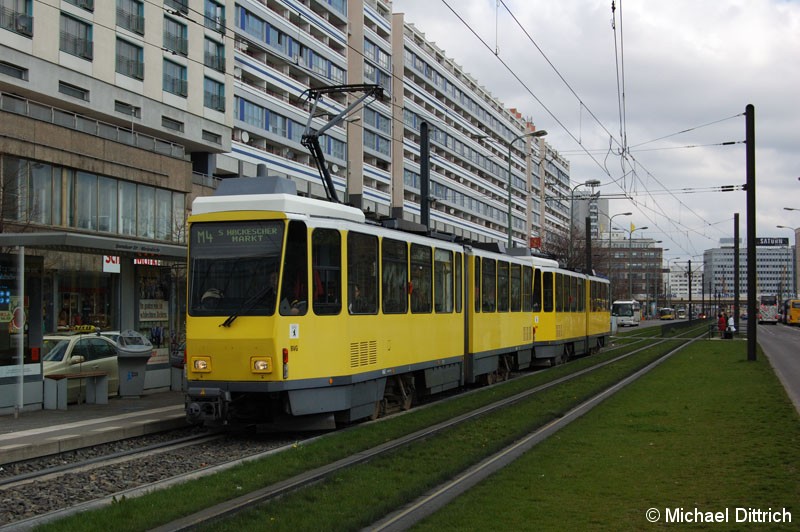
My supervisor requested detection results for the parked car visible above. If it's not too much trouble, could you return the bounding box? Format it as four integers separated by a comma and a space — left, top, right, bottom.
170, 342, 185, 369
42, 331, 120, 403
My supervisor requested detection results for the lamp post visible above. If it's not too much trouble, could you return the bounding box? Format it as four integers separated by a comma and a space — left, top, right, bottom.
506, 129, 547, 248
616, 225, 648, 300
604, 212, 632, 299
568, 179, 601, 259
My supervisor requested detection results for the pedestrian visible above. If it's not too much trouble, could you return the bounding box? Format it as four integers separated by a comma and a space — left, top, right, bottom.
727, 314, 736, 335
717, 312, 726, 338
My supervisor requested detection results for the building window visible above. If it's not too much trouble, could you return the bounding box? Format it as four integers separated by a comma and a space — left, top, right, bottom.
1, 0, 32, 37
164, 0, 187, 14
116, 0, 144, 35
202, 130, 221, 144
60, 14, 93, 60
161, 116, 184, 132
0, 61, 28, 80
203, 77, 224, 111
204, 0, 224, 33
163, 59, 187, 97
116, 38, 144, 80
203, 37, 224, 72
114, 100, 140, 119
65, 0, 93, 11
58, 81, 89, 101
163, 16, 187, 56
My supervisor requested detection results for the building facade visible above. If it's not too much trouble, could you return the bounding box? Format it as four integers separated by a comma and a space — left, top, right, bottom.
1, 0, 570, 410
703, 239, 796, 301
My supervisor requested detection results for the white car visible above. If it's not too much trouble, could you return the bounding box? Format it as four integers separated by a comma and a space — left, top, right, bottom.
42, 332, 120, 403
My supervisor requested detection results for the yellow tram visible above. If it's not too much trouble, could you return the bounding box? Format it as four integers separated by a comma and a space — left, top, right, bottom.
184, 178, 610, 430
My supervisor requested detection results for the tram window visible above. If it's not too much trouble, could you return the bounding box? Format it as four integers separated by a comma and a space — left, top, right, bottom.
473, 256, 481, 313
382, 238, 408, 314
570, 276, 578, 312
521, 266, 532, 312
554, 273, 561, 312
577, 278, 584, 312
410, 244, 432, 313
511, 263, 522, 312
497, 261, 509, 312
347, 232, 378, 314
481, 258, 496, 312
532, 268, 541, 312
455, 252, 463, 313
434, 249, 453, 313
543, 271, 553, 312
280, 221, 309, 316
189, 219, 284, 316
312, 229, 341, 315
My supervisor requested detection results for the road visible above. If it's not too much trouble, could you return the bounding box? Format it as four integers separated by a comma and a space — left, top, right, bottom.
757, 323, 800, 414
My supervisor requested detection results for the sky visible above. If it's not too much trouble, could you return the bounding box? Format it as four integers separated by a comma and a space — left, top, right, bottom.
391, 0, 800, 261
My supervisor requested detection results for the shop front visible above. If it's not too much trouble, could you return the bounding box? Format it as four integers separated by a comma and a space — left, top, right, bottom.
0, 233, 186, 415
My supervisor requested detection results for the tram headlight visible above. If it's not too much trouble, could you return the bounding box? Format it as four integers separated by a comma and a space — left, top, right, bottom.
251, 357, 273, 373
191, 357, 211, 372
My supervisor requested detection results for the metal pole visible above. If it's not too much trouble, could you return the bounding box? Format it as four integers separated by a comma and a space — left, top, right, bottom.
735, 214, 741, 331
628, 231, 633, 299
15, 247, 24, 419
745, 105, 756, 361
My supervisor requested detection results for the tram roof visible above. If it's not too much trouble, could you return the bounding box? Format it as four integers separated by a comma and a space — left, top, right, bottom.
0, 232, 187, 260
191, 193, 366, 224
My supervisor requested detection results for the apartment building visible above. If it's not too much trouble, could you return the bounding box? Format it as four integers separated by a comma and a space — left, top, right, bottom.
1, 0, 570, 408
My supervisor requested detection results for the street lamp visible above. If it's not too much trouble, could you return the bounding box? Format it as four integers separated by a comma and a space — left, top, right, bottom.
506, 129, 548, 248
569, 179, 602, 259
614, 225, 648, 299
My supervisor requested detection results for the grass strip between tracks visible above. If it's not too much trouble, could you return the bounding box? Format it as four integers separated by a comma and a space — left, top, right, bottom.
38, 336, 675, 532
38, 332, 714, 531
412, 340, 800, 531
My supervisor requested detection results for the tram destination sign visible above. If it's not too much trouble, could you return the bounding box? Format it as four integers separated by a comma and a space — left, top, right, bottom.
755, 237, 789, 247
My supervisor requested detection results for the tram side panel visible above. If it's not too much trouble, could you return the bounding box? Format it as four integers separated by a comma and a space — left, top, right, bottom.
466, 251, 536, 383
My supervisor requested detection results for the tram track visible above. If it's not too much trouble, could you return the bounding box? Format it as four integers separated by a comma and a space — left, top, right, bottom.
151, 328, 705, 531
3, 324, 708, 531
0, 429, 303, 529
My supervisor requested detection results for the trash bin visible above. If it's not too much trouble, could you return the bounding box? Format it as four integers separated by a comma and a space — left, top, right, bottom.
116, 329, 153, 397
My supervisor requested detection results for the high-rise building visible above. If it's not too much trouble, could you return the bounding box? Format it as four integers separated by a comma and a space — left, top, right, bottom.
0, 0, 571, 409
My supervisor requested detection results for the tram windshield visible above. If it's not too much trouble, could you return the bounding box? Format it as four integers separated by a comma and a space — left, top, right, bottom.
188, 221, 284, 316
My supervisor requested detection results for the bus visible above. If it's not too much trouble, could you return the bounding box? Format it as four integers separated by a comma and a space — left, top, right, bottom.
612, 300, 641, 327
659, 307, 675, 320
757, 294, 779, 324
785, 299, 800, 326
676, 308, 687, 319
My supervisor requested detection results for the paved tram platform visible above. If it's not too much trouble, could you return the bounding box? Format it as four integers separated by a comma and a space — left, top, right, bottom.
0, 390, 187, 465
